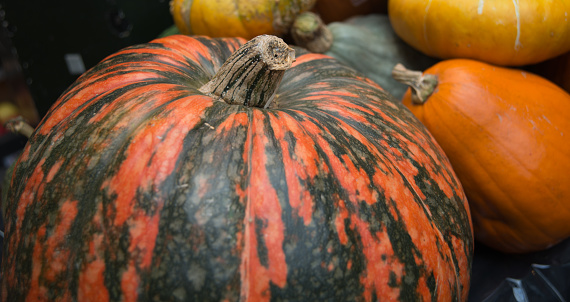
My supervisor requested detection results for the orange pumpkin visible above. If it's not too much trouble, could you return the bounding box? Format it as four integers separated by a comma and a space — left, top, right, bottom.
388, 0, 570, 66
170, 0, 316, 39
392, 59, 570, 253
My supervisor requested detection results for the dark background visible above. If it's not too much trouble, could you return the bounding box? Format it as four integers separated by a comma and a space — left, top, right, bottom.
0, 0, 174, 118
0, 1, 568, 301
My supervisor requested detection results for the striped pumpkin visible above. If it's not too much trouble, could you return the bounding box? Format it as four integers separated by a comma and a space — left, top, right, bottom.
2, 35, 473, 301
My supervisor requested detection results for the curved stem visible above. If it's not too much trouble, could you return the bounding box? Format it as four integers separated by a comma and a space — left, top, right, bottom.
5, 116, 33, 138
290, 12, 333, 54
392, 63, 438, 104
199, 35, 295, 108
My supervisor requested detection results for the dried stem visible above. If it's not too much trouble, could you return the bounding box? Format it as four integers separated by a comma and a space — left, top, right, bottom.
5, 116, 34, 138
392, 63, 438, 104
199, 35, 295, 109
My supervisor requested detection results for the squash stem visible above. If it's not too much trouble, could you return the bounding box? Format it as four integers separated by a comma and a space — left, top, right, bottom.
4, 116, 33, 138
290, 12, 333, 53
199, 35, 295, 109
392, 63, 438, 104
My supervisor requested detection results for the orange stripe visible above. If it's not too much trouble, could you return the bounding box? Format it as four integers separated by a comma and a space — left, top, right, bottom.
78, 234, 109, 302
240, 110, 287, 301
104, 94, 213, 227
292, 53, 332, 67
25, 226, 48, 301
44, 200, 78, 283
121, 264, 140, 302
269, 112, 316, 225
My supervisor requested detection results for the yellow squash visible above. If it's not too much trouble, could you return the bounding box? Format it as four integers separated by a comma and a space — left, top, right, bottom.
170, 0, 316, 39
388, 0, 570, 66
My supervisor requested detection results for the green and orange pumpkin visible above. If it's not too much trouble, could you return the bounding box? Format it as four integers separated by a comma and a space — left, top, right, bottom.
2, 34, 473, 301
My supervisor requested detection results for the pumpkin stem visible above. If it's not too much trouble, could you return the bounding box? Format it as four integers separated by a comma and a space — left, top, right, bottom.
391, 63, 438, 104
273, 0, 318, 36
290, 12, 333, 53
4, 116, 34, 138
199, 35, 295, 109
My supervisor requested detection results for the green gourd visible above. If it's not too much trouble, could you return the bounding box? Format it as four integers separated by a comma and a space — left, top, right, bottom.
291, 12, 439, 99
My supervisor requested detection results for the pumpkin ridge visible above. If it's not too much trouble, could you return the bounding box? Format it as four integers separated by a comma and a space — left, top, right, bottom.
280, 52, 470, 272
266, 109, 333, 222
255, 110, 372, 300
40, 63, 210, 137
265, 109, 380, 299
322, 96, 471, 300
290, 107, 448, 300
382, 134, 469, 301
151, 109, 247, 300
300, 87, 459, 208
50, 37, 237, 120
97, 95, 221, 299
237, 109, 291, 301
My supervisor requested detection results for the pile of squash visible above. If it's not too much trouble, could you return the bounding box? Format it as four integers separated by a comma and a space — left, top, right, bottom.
169, 0, 570, 254
307, 0, 570, 254
388, 0, 570, 254
1, 0, 569, 301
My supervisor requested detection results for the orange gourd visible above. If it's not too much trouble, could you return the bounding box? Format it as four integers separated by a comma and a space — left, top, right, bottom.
169, 0, 316, 39
388, 0, 570, 66
392, 59, 570, 253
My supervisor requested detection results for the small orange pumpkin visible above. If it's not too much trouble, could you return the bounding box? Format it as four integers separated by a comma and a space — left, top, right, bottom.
388, 0, 570, 66
392, 59, 570, 253
169, 0, 316, 39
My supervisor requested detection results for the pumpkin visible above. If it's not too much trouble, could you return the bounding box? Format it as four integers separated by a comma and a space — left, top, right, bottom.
312, 0, 387, 23
2, 34, 473, 301
388, 0, 570, 66
392, 60, 570, 253
291, 12, 439, 100
169, 0, 316, 39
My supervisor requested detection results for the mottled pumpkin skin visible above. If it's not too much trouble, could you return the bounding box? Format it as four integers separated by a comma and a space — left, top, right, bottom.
401, 59, 570, 253
170, 0, 316, 39
2, 35, 472, 301
388, 0, 570, 66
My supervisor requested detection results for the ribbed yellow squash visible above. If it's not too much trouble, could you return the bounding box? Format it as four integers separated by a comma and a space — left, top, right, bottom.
388, 0, 570, 66
170, 0, 316, 39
